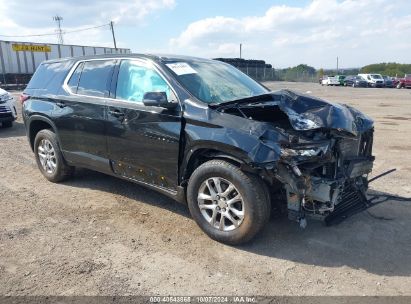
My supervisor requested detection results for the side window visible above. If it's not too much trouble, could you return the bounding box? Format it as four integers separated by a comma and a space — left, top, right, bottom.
115, 60, 171, 103
76, 60, 115, 97
67, 62, 84, 93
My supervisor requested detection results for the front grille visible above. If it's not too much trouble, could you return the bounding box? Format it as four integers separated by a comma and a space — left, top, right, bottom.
0, 105, 11, 113
338, 129, 373, 159
359, 129, 373, 157
338, 137, 361, 159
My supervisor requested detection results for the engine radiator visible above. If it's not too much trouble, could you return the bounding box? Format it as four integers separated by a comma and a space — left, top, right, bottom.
324, 184, 368, 225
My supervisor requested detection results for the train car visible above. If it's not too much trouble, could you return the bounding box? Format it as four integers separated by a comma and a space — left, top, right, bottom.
0, 40, 130, 87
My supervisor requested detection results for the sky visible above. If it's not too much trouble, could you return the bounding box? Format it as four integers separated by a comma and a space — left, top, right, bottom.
0, 0, 410, 69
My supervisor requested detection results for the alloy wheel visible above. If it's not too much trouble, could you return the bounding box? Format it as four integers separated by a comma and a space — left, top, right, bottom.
37, 139, 57, 174
197, 177, 244, 231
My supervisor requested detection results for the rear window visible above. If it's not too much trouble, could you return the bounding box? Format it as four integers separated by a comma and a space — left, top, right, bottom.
75, 60, 115, 97
26, 61, 71, 90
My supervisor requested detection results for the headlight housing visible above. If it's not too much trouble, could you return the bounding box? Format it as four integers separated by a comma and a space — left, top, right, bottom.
281, 141, 330, 159
0, 93, 13, 103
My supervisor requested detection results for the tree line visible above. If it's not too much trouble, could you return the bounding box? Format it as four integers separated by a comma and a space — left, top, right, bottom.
360, 63, 411, 77
275, 62, 410, 82
214, 58, 410, 82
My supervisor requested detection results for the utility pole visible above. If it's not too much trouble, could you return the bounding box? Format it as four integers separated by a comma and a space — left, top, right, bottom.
110, 21, 117, 50
239, 43, 242, 59
336, 56, 339, 74
53, 15, 64, 44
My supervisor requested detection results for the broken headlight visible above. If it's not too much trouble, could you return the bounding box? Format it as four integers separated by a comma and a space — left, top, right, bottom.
281, 141, 330, 158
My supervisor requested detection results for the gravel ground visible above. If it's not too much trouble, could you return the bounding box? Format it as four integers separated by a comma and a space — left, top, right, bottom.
0, 82, 410, 296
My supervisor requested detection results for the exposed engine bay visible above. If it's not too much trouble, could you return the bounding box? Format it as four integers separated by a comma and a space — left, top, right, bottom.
211, 90, 377, 226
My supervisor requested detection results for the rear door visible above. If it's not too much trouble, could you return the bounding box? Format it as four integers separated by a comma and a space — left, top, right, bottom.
54, 59, 116, 171
105, 59, 182, 190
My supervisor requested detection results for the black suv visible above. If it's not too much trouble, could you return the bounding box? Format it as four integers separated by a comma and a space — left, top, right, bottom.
343, 76, 368, 88
22, 54, 375, 244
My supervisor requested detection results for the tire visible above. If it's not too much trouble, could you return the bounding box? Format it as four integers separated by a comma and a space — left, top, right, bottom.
397, 83, 402, 89
187, 160, 270, 245
34, 129, 74, 182
352, 83, 355, 88
2, 121, 12, 128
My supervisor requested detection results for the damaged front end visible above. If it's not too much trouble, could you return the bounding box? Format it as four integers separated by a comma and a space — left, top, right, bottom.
212, 89, 376, 226
276, 128, 374, 226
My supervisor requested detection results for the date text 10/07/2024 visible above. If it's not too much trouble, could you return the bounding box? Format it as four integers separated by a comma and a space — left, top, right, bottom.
149, 296, 257, 303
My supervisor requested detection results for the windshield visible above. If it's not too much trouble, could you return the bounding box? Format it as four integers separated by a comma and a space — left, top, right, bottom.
164, 60, 268, 104
371, 74, 382, 79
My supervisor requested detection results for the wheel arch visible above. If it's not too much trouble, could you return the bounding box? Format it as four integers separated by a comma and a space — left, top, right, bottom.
181, 147, 246, 184
27, 115, 59, 151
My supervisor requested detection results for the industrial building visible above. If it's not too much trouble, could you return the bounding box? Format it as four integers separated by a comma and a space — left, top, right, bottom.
0, 40, 130, 87
214, 57, 275, 81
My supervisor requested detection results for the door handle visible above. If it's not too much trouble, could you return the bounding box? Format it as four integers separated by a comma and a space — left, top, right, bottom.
109, 109, 125, 119
56, 102, 66, 108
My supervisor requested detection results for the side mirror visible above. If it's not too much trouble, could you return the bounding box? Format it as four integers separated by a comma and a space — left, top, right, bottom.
143, 92, 177, 109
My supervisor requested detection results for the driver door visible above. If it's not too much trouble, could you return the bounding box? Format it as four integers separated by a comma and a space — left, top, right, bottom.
105, 59, 182, 191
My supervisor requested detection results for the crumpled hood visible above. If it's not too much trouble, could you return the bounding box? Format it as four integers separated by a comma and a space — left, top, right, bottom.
213, 89, 374, 136
275, 90, 373, 135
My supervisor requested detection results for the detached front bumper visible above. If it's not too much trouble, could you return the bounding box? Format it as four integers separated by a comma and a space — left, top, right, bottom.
275, 155, 374, 225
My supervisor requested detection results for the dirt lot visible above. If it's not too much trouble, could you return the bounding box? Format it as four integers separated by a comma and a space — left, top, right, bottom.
1, 83, 411, 296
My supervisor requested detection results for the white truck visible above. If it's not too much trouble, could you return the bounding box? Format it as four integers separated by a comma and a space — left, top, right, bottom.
358, 73, 384, 88
321, 75, 340, 86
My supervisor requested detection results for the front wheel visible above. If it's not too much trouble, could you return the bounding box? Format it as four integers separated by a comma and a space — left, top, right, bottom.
187, 160, 270, 245
34, 129, 74, 182
397, 83, 402, 89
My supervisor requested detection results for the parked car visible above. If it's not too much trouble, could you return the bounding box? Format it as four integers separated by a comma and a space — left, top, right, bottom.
336, 75, 346, 86
343, 75, 368, 87
22, 54, 375, 244
321, 75, 340, 86
396, 74, 411, 89
0, 87, 17, 128
382, 75, 394, 88
358, 73, 384, 88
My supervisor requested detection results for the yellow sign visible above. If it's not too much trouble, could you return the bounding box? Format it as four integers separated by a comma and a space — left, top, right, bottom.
12, 44, 51, 52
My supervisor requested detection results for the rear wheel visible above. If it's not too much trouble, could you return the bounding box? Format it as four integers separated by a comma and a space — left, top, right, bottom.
397, 83, 402, 89
34, 129, 74, 182
187, 160, 270, 245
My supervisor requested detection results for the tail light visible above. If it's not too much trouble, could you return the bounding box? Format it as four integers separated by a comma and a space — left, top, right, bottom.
19, 93, 29, 104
